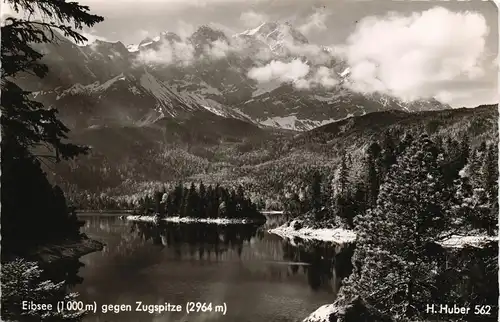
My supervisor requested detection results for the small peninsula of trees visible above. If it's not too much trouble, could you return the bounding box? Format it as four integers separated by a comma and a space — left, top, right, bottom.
137, 182, 265, 221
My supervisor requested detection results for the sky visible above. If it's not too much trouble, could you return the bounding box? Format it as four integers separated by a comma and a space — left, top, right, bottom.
2, 0, 498, 107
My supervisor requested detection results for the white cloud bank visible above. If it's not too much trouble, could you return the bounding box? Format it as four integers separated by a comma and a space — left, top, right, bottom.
136, 36, 244, 66
247, 60, 338, 89
248, 59, 310, 83
339, 6, 491, 103
136, 40, 196, 66
133, 6, 495, 106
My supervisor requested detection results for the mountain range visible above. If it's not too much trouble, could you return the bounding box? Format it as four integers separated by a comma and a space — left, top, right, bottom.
19, 22, 450, 132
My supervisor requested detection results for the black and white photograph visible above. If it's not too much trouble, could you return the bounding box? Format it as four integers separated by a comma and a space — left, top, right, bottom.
1, 0, 498, 321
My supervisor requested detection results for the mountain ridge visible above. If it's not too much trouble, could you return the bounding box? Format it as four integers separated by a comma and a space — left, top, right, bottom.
21, 22, 452, 131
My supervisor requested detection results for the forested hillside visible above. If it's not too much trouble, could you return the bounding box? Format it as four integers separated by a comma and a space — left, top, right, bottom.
52, 105, 497, 213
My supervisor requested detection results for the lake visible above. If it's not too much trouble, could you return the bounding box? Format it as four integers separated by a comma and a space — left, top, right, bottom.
71, 214, 355, 322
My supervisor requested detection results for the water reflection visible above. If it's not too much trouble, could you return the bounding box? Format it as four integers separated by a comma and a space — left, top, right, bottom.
74, 216, 347, 322
283, 239, 355, 293
129, 220, 355, 292
68, 215, 497, 322
40, 258, 85, 289
130, 222, 260, 261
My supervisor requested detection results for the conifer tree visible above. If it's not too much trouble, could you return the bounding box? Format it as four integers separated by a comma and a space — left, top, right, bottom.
450, 172, 475, 229
479, 143, 498, 234
380, 130, 397, 177
338, 154, 349, 196
1, 0, 103, 256
199, 182, 207, 218
366, 142, 381, 206
339, 134, 452, 321
172, 183, 184, 215
206, 185, 215, 217
311, 170, 323, 220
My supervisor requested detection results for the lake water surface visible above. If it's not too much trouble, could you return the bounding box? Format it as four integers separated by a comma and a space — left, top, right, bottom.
73, 215, 355, 322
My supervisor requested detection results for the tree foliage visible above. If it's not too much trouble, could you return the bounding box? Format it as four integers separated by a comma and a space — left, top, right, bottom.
339, 135, 455, 320
137, 182, 264, 221
1, 0, 103, 256
1, 258, 86, 321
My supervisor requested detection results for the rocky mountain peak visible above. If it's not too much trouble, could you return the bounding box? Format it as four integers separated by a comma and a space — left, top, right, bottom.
236, 22, 308, 46
160, 31, 181, 43
190, 25, 228, 45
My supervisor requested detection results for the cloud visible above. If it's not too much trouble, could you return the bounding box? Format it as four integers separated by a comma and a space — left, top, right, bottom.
339, 6, 490, 103
136, 36, 238, 66
311, 66, 339, 88
298, 9, 330, 35
240, 10, 268, 28
285, 43, 332, 65
204, 39, 232, 59
293, 66, 339, 90
78, 32, 110, 45
136, 40, 195, 66
247, 60, 339, 90
248, 59, 310, 83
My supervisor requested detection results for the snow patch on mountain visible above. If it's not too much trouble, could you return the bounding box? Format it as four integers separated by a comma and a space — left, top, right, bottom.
55, 73, 126, 100
201, 105, 227, 117
127, 44, 139, 52
140, 41, 153, 47
339, 67, 350, 78
260, 115, 348, 131
237, 23, 267, 37
260, 115, 300, 130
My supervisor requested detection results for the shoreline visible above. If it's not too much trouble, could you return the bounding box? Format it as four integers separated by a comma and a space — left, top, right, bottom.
261, 210, 285, 215
24, 237, 104, 265
77, 209, 135, 214
77, 210, 283, 216
268, 220, 356, 244
303, 303, 340, 322
126, 215, 265, 225
269, 221, 498, 249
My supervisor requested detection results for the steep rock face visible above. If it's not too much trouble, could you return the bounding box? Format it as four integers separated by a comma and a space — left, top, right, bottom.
20, 23, 449, 132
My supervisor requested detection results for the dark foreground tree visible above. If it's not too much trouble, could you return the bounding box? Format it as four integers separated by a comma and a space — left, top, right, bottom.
1, 1, 103, 257
337, 135, 452, 321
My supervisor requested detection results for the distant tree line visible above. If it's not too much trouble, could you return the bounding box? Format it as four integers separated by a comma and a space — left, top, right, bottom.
70, 193, 135, 211
137, 182, 264, 221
